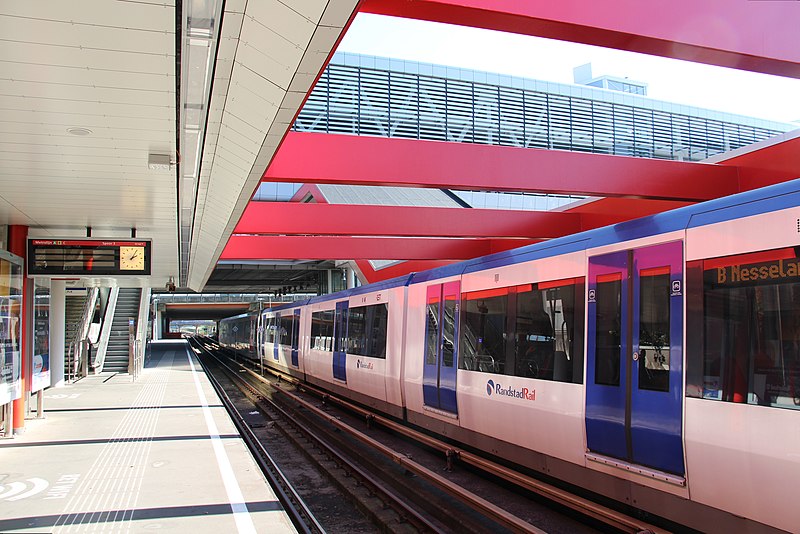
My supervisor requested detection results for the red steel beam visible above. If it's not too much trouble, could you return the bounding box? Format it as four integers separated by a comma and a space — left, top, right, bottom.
715, 133, 800, 192
361, 0, 800, 79
234, 202, 582, 238
222, 235, 538, 261
264, 132, 740, 201
565, 197, 695, 228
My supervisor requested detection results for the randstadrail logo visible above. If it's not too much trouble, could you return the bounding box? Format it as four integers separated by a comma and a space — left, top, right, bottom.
486, 380, 535, 402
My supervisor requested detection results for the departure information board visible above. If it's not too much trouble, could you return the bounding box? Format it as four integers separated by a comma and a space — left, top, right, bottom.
27, 239, 152, 277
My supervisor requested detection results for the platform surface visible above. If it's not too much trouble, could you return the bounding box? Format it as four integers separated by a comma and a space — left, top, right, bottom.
0, 340, 296, 533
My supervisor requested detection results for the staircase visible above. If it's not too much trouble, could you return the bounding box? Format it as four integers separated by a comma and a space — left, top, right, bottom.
104, 288, 142, 373
64, 293, 88, 379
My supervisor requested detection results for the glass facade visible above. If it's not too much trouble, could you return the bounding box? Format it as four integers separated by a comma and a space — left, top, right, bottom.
31, 279, 51, 393
0, 252, 23, 405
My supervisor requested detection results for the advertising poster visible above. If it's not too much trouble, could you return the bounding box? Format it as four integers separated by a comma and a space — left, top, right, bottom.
31, 279, 51, 392
0, 254, 22, 406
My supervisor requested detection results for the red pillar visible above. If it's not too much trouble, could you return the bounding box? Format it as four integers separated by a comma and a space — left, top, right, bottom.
8, 225, 28, 432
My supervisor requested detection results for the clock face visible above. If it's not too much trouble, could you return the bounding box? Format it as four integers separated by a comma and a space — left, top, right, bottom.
120, 246, 145, 271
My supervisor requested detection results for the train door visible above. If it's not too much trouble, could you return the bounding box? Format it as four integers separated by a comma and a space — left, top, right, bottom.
291, 309, 300, 367
273, 313, 280, 361
256, 312, 264, 361
422, 282, 460, 414
586, 241, 684, 476
333, 301, 348, 382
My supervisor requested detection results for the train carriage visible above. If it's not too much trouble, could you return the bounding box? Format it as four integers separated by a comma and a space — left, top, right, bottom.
304, 277, 411, 418
261, 301, 307, 380
226, 178, 800, 532
218, 311, 258, 361
405, 246, 588, 467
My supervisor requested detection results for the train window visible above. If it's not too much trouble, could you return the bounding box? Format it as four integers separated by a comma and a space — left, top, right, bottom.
347, 307, 367, 355
425, 297, 440, 366
334, 308, 346, 354
595, 274, 622, 386
459, 279, 584, 383
638, 267, 670, 392
686, 248, 800, 410
515, 281, 583, 383
366, 304, 388, 359
311, 310, 334, 351
345, 303, 388, 359
278, 314, 294, 347
265, 316, 277, 344
460, 288, 508, 374
442, 294, 457, 368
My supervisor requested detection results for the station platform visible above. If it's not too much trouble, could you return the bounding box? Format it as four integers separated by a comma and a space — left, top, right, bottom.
0, 340, 296, 533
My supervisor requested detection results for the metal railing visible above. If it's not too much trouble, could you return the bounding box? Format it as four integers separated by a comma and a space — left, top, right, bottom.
66, 288, 99, 383
154, 293, 269, 304
128, 318, 143, 382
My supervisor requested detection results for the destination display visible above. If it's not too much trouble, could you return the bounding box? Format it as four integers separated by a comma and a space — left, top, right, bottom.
27, 239, 152, 277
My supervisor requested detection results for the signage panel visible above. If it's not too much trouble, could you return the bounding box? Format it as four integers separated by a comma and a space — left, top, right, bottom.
27, 239, 152, 277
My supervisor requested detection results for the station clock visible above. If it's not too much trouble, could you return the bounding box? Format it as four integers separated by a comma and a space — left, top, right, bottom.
119, 246, 146, 271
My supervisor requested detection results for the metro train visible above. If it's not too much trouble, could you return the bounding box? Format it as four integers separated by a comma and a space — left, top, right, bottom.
219, 179, 800, 533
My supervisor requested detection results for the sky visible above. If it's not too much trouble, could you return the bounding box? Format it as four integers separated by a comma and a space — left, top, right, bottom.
337, 14, 800, 125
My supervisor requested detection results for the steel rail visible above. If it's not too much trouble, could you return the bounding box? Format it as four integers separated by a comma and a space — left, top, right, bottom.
188, 339, 325, 534
235, 354, 665, 534
271, 380, 547, 533
199, 343, 444, 533
209, 351, 545, 533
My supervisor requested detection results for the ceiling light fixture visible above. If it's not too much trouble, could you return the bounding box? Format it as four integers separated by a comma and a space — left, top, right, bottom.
66, 127, 93, 136
148, 153, 174, 170
178, 0, 225, 288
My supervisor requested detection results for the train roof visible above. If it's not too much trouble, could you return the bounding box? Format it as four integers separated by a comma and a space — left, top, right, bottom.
259, 274, 415, 312
219, 311, 255, 322
306, 274, 414, 305
411, 177, 800, 283
230, 178, 800, 320
263, 299, 310, 313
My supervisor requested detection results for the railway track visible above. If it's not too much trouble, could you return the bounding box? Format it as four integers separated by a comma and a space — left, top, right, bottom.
192, 338, 449, 533
191, 337, 668, 534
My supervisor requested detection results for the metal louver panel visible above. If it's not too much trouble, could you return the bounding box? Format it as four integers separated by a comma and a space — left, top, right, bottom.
293, 61, 788, 162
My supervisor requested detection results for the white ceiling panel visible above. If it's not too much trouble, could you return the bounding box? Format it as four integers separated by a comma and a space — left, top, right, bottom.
0, 0, 359, 291
0, 124, 172, 144
286, 0, 328, 24
0, 96, 173, 121
308, 25, 346, 54
0, 21, 174, 57
3, 0, 176, 30
0, 2, 178, 287
245, 0, 318, 47
288, 71, 319, 93
0, 80, 174, 108
216, 35, 239, 64
0, 63, 173, 93
237, 17, 308, 88
225, 0, 247, 13
320, 1, 359, 27
0, 41, 175, 75
188, 0, 359, 290
0, 109, 173, 132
